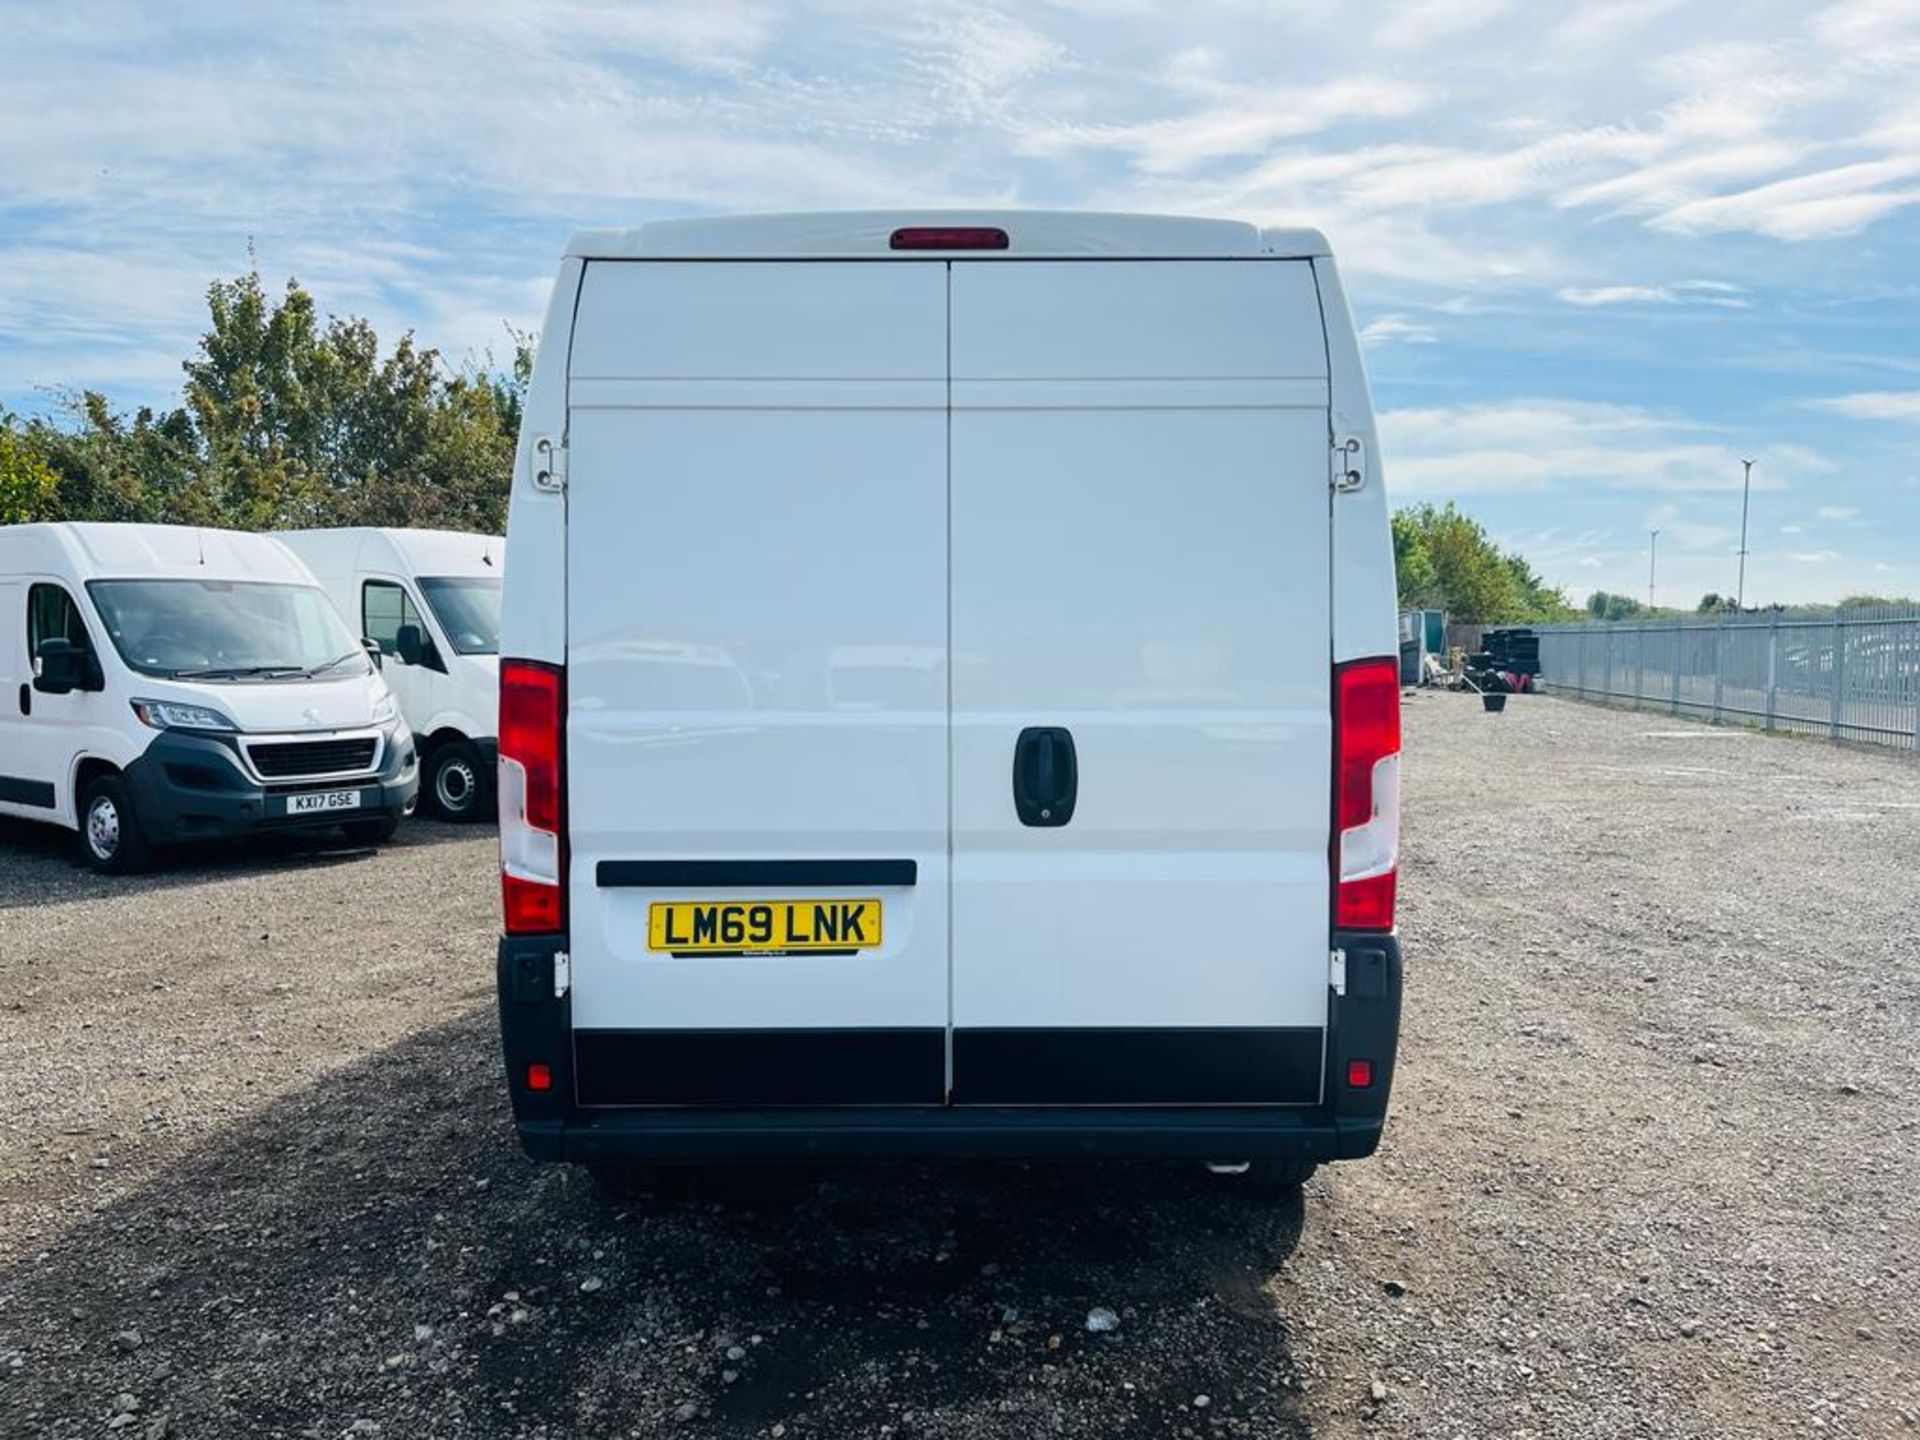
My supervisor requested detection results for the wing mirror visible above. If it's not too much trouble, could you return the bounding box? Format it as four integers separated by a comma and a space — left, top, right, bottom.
362, 636, 384, 670
394, 623, 425, 666
33, 638, 96, 694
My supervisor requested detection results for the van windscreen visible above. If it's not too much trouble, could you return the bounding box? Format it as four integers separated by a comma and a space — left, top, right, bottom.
418, 576, 502, 655
86, 579, 369, 681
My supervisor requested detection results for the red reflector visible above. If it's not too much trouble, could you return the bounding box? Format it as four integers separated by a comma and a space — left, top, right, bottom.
1347, 1058, 1374, 1088
1337, 871, 1397, 930
525, 1061, 553, 1092
503, 873, 564, 933
890, 226, 1009, 251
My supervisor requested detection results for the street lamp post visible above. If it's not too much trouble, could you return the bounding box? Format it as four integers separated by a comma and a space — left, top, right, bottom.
1736, 458, 1755, 609
1649, 528, 1660, 611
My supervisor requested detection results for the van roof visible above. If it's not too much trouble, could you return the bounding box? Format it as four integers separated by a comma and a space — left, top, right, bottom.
277, 527, 504, 578
565, 211, 1332, 261
0, 522, 312, 584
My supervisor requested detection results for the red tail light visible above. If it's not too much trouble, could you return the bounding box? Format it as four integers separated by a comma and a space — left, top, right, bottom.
890, 226, 1009, 251
1333, 657, 1401, 931
500, 658, 565, 934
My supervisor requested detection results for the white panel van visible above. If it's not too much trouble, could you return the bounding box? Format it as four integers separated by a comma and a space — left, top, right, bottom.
495, 213, 1403, 1186
0, 523, 419, 872
276, 528, 503, 820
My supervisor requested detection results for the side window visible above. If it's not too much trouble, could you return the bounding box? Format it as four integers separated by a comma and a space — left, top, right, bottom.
27, 584, 94, 658
362, 580, 425, 656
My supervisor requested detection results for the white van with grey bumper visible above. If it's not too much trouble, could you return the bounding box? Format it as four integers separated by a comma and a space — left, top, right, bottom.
0, 523, 418, 872
496, 212, 1403, 1185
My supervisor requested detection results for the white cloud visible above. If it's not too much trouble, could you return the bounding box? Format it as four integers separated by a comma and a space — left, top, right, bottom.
1380, 400, 1827, 495
1807, 390, 1920, 420
1557, 280, 1751, 307
1558, 285, 1672, 306
1359, 314, 1437, 346
1017, 78, 1433, 173
1786, 549, 1842, 562
1653, 158, 1920, 239
1815, 505, 1861, 520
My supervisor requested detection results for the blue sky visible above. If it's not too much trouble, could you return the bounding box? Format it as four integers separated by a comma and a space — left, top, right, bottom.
4, 0, 1918, 605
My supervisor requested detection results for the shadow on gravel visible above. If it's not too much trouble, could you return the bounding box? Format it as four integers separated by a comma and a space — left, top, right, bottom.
0, 1008, 1313, 1439
0, 815, 486, 910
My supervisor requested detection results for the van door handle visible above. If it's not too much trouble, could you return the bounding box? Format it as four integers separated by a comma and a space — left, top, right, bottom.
16, 683, 27, 717
1013, 727, 1077, 827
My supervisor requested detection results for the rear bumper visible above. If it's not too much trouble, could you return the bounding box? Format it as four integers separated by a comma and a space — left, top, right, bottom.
517, 1104, 1384, 1164
497, 932, 1402, 1165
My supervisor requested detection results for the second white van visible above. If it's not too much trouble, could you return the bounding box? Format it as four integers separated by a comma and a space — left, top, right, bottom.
0, 523, 418, 872
276, 528, 503, 821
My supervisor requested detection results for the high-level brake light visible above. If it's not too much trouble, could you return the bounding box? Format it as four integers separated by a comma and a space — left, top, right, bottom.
889, 226, 1010, 251
500, 658, 565, 934
1333, 657, 1401, 931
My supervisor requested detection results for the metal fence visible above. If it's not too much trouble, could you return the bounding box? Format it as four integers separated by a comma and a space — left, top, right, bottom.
1535, 605, 1920, 752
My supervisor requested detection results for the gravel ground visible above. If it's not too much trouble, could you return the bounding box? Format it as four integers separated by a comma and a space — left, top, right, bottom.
0, 692, 1914, 1439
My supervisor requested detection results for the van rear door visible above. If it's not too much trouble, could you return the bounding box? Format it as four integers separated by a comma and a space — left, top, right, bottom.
563, 261, 951, 1106
946, 260, 1333, 1104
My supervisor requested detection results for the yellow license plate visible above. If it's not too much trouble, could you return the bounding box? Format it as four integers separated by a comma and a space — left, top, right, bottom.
647, 898, 883, 955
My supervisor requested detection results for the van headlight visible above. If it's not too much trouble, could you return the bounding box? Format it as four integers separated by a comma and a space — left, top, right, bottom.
372, 693, 400, 726
131, 698, 238, 732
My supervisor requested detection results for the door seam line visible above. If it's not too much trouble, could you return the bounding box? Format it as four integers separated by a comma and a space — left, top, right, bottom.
944, 259, 956, 1104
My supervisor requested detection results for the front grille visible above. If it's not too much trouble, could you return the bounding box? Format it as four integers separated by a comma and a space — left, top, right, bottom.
248, 737, 378, 779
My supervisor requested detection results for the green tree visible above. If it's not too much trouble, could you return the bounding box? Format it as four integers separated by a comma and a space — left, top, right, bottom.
1392, 502, 1571, 622
19, 268, 530, 534
0, 420, 60, 522
1391, 508, 1440, 608
1837, 593, 1916, 609
1585, 590, 1645, 621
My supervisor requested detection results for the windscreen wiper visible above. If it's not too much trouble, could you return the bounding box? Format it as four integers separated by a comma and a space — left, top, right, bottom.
170, 664, 306, 679
300, 650, 365, 678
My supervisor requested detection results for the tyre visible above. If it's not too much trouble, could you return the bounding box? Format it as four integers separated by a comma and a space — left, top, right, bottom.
1244, 1158, 1318, 1190
341, 813, 401, 846
78, 773, 153, 875
426, 740, 490, 822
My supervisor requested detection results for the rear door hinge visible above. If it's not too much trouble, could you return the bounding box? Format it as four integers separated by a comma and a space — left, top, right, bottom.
552, 949, 571, 999
1331, 435, 1365, 493
532, 435, 567, 493
1329, 948, 1347, 996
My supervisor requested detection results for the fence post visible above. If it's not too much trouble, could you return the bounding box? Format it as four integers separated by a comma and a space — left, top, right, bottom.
1830, 615, 1847, 741
1764, 614, 1779, 733
1711, 621, 1725, 725
1670, 624, 1683, 716
1603, 626, 1613, 704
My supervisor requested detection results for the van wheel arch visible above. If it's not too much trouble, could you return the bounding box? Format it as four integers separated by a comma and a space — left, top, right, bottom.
72, 757, 121, 828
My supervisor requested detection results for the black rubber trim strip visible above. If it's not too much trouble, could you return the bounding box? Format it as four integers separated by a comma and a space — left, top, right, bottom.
526, 1106, 1352, 1164
574, 1028, 945, 1107
952, 1027, 1323, 1106
0, 775, 57, 808
595, 859, 918, 888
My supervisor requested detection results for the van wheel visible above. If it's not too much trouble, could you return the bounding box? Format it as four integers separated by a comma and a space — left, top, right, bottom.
1244, 1159, 1318, 1190
1211, 1159, 1317, 1191
342, 814, 401, 846
585, 1163, 651, 1200
79, 774, 152, 875
427, 741, 490, 821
